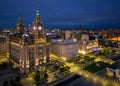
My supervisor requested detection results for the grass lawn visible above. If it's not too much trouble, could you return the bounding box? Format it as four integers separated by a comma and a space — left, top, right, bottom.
83, 61, 110, 73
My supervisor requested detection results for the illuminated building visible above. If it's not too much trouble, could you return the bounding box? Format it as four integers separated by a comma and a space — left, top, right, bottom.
65, 30, 72, 39
81, 34, 89, 42
108, 37, 120, 41
46, 32, 58, 42
6, 12, 50, 73
79, 34, 98, 54
106, 61, 120, 79
0, 37, 6, 55
51, 39, 78, 60
57, 29, 65, 39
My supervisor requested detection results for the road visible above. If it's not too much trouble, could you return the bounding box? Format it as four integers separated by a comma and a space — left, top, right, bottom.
51, 54, 120, 86
67, 62, 120, 86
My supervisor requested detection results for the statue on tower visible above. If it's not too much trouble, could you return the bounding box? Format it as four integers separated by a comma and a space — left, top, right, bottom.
36, 10, 39, 16
16, 17, 25, 34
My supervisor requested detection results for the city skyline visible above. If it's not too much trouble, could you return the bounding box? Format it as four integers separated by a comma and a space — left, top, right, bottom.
0, 10, 120, 85
0, 0, 120, 29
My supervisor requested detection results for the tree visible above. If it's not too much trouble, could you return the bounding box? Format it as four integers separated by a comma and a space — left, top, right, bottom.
2, 63, 5, 68
84, 56, 90, 61
111, 50, 116, 54
43, 72, 48, 81
90, 58, 95, 62
15, 76, 21, 83
52, 64, 59, 72
3, 80, 8, 86
1, 62, 8, 69
44, 72, 48, 79
80, 61, 85, 67
10, 79, 16, 86
59, 66, 70, 74
33, 72, 40, 83
59, 67, 65, 74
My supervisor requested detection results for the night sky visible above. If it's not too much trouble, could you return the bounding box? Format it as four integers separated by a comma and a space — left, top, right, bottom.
0, 0, 120, 29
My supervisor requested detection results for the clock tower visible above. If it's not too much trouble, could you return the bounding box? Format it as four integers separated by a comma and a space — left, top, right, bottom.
32, 11, 49, 68
33, 10, 46, 44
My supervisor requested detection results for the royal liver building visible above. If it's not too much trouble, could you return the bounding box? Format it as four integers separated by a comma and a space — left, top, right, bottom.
6, 12, 50, 73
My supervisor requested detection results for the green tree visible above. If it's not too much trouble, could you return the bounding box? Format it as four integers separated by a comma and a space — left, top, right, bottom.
43, 72, 48, 81
59, 66, 69, 74
10, 79, 16, 86
80, 61, 85, 67
44, 72, 48, 79
15, 76, 21, 83
3, 80, 8, 86
52, 64, 59, 72
90, 58, 95, 62
33, 72, 40, 83
111, 50, 116, 54
59, 67, 65, 74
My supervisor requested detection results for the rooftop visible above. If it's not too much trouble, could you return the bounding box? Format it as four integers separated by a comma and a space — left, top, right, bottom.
51, 39, 77, 44
108, 61, 120, 70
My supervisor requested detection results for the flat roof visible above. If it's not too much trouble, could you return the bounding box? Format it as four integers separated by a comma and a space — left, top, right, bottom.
51, 39, 77, 44
109, 61, 120, 70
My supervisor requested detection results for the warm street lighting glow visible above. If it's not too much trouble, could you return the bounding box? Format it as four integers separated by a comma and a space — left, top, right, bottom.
108, 37, 120, 41
79, 50, 86, 55
52, 54, 120, 86
62, 57, 66, 61
106, 72, 113, 77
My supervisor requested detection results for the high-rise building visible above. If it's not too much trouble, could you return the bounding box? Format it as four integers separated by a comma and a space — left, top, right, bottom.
6, 12, 50, 73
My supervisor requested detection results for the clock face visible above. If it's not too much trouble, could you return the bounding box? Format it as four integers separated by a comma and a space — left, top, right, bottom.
38, 26, 42, 30
33, 26, 36, 30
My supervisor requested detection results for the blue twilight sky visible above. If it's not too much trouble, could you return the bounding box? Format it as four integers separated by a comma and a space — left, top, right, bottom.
0, 0, 120, 29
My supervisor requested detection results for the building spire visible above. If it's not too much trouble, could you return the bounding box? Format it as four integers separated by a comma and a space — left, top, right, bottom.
36, 10, 39, 16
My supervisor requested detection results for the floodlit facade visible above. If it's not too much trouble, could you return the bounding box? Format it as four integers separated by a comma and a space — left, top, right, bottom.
106, 61, 120, 79
65, 30, 72, 39
51, 39, 78, 60
0, 38, 6, 55
79, 34, 98, 54
6, 12, 50, 73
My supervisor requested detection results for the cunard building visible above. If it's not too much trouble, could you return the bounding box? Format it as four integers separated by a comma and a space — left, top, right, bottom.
6, 12, 50, 73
